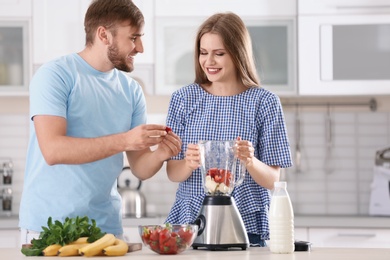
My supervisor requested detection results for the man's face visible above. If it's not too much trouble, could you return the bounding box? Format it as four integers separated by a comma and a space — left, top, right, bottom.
107, 23, 144, 72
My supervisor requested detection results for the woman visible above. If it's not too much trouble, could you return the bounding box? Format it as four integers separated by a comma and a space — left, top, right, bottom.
165, 12, 292, 246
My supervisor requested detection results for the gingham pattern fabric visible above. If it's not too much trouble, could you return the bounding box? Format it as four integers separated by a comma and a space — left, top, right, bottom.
165, 83, 292, 240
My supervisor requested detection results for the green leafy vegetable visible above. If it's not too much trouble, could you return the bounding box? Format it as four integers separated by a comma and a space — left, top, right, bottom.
21, 216, 105, 256
20, 247, 41, 256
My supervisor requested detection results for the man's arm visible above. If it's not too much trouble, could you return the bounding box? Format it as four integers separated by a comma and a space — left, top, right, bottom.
126, 132, 182, 180
34, 115, 167, 165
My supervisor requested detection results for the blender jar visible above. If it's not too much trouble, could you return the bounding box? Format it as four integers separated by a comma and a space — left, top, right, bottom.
199, 140, 245, 196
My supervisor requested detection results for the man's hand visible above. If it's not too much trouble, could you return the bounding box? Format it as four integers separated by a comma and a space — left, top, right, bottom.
154, 130, 182, 161
124, 124, 167, 151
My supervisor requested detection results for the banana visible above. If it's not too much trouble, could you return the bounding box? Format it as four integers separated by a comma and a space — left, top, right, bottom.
58, 243, 89, 257
42, 244, 62, 256
70, 237, 89, 245
102, 238, 128, 256
78, 233, 116, 257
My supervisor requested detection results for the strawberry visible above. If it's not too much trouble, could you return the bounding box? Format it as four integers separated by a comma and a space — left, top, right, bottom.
214, 174, 222, 183
207, 168, 219, 178
142, 227, 151, 244
150, 227, 160, 242
161, 236, 178, 254
178, 227, 194, 245
159, 227, 171, 244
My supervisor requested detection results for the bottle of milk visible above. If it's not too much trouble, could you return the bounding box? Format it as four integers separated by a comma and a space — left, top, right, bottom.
269, 181, 294, 253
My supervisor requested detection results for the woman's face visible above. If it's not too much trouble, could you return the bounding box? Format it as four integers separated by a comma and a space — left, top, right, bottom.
199, 33, 236, 84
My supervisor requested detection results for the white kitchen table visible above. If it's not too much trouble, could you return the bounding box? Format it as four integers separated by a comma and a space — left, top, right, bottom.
3, 246, 390, 260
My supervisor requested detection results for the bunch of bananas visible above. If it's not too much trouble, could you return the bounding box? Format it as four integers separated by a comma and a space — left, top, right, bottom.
42, 234, 128, 257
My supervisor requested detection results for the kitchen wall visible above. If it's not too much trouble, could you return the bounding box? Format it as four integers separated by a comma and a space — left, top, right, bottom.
1, 95, 390, 218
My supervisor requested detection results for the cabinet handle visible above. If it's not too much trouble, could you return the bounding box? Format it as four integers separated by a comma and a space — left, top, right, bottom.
337, 233, 376, 238
334, 5, 390, 9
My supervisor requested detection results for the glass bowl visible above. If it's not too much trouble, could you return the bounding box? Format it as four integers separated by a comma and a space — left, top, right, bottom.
138, 223, 198, 255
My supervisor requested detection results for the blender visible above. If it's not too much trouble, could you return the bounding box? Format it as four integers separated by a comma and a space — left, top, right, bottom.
192, 140, 249, 250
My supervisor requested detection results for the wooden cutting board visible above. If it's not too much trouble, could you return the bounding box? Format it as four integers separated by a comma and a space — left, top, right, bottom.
127, 243, 142, 252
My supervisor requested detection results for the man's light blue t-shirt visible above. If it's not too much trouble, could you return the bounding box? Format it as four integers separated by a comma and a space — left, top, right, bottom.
19, 53, 147, 235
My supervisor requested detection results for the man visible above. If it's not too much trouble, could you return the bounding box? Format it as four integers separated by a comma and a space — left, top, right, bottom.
19, 0, 181, 244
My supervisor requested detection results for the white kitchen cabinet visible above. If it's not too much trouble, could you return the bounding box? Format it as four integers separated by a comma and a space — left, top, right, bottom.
308, 228, 390, 248
31, 0, 154, 94
123, 227, 143, 244
155, 0, 296, 17
294, 227, 308, 242
298, 0, 390, 15
0, 0, 31, 18
32, 0, 90, 65
0, 229, 19, 248
0, 20, 31, 95
298, 0, 390, 95
132, 0, 154, 65
154, 0, 297, 96
32, 0, 154, 66
129, 0, 155, 95
122, 216, 165, 243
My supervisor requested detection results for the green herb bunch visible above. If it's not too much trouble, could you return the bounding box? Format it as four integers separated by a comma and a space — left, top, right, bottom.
21, 216, 105, 256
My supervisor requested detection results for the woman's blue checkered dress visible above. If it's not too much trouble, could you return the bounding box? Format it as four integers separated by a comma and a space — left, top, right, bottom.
165, 83, 292, 240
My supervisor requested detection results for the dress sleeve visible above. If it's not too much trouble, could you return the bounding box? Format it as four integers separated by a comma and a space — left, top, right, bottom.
166, 91, 186, 160
257, 94, 293, 168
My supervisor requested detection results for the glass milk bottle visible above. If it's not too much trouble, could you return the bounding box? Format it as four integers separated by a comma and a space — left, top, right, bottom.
269, 181, 294, 253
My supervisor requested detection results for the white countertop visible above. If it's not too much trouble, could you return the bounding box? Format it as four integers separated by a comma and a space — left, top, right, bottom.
4, 247, 390, 259
2, 215, 390, 230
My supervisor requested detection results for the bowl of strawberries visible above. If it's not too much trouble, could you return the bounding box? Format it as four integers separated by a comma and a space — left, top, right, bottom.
138, 223, 198, 255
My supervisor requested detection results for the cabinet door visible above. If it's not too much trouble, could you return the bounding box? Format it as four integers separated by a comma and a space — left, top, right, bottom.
155, 0, 296, 16
154, 17, 297, 96
0, 229, 19, 248
294, 227, 308, 242
0, 20, 30, 95
32, 0, 90, 65
298, 14, 390, 95
299, 0, 390, 15
123, 227, 143, 243
309, 228, 390, 248
0, 0, 32, 17
132, 0, 154, 64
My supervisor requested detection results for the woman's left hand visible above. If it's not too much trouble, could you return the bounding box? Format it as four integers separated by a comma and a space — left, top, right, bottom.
235, 137, 255, 167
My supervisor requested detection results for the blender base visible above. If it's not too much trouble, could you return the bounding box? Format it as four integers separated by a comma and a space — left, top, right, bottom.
192, 196, 249, 251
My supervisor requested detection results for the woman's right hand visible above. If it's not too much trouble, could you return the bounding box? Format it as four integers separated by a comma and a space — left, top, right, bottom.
185, 143, 201, 170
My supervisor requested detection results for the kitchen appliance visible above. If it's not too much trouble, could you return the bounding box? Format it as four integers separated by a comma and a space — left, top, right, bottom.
369, 147, 390, 216
192, 140, 249, 250
118, 167, 147, 218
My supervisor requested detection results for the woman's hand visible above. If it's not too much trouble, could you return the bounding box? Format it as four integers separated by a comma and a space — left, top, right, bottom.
185, 143, 201, 170
235, 137, 255, 167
